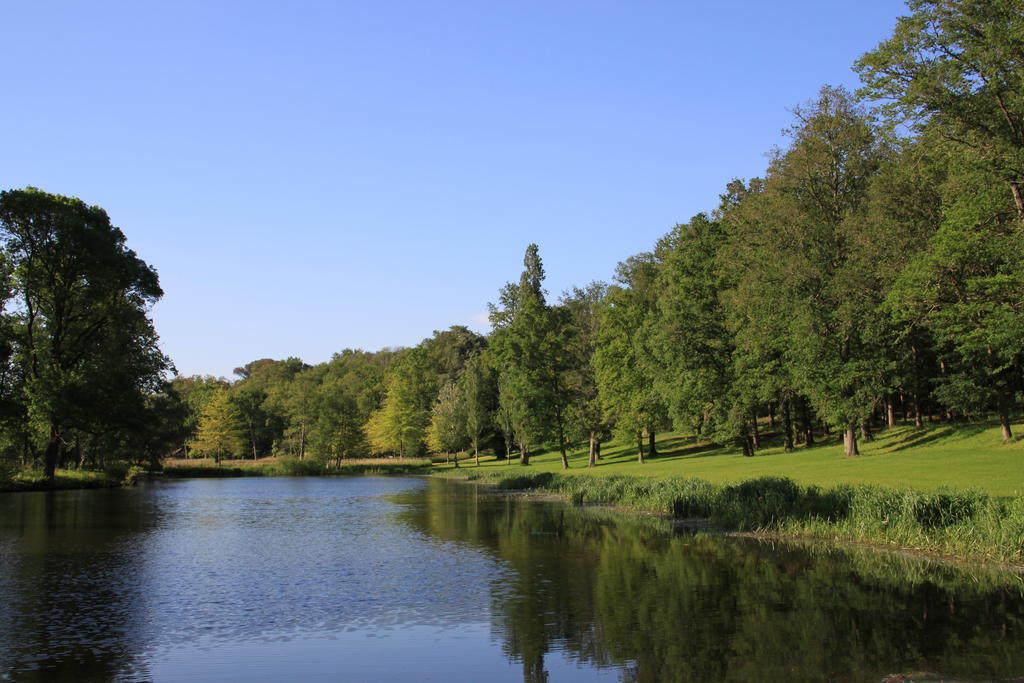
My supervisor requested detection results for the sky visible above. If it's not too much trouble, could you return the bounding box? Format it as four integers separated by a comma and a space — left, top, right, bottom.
1, 0, 908, 378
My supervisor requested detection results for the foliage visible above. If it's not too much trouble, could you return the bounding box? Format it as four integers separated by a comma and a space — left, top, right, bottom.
190, 388, 245, 462
0, 188, 172, 478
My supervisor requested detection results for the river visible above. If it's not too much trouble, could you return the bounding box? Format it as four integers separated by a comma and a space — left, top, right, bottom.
0, 476, 1021, 681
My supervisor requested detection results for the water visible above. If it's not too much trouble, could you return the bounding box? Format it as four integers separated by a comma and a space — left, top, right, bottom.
0, 476, 1022, 682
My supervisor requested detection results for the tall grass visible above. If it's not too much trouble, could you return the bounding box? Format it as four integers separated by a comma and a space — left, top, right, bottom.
468, 471, 1024, 564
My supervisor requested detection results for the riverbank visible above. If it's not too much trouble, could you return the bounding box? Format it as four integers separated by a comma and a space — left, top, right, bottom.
160, 456, 432, 478
449, 469, 1024, 566
0, 467, 128, 493
0, 457, 433, 493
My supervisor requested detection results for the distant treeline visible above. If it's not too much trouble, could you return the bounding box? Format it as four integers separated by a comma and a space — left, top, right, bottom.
2, 0, 1022, 475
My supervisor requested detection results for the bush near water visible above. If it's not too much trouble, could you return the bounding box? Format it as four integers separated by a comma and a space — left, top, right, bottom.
464, 470, 1024, 565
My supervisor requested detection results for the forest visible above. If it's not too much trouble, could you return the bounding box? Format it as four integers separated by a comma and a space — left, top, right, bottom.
0, 0, 1021, 480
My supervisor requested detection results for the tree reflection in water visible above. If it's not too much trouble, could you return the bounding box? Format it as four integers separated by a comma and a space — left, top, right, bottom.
399, 477, 1024, 682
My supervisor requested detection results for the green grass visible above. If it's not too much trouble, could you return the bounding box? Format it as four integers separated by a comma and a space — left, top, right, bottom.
433, 421, 1024, 564
0, 467, 124, 492
432, 422, 1024, 496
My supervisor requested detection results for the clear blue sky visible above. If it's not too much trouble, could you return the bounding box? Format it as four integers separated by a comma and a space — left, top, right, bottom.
1, 0, 907, 378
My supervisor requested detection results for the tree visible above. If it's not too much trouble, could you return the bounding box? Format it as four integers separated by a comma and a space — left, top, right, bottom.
650, 214, 739, 447
426, 381, 466, 466
0, 188, 171, 480
594, 256, 667, 463
856, 0, 1024, 222
560, 282, 608, 468
457, 351, 494, 466
888, 149, 1024, 441
365, 348, 434, 457
489, 244, 572, 467
190, 388, 244, 463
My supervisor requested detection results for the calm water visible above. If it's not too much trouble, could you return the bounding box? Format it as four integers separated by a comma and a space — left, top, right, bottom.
1, 477, 1022, 682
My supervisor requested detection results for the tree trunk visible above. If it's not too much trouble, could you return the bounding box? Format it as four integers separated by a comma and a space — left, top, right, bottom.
1010, 180, 1024, 223
587, 432, 597, 468
914, 394, 924, 428
886, 397, 896, 428
595, 439, 602, 460
453, 450, 459, 468
647, 429, 657, 458
750, 412, 761, 450
519, 441, 529, 466
43, 421, 61, 483
782, 398, 794, 451
860, 420, 874, 442
766, 403, 775, 429
636, 431, 645, 465
843, 427, 859, 456
999, 399, 1014, 443
800, 398, 814, 447
558, 422, 570, 469
474, 442, 480, 466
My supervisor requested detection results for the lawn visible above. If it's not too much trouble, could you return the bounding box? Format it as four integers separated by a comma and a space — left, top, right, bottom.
432, 422, 1024, 496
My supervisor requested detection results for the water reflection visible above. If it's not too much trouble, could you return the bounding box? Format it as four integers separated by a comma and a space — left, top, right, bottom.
0, 489, 156, 681
399, 478, 1024, 682
0, 476, 1022, 682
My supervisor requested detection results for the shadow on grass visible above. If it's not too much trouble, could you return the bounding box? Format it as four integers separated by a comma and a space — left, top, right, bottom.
880, 423, 993, 453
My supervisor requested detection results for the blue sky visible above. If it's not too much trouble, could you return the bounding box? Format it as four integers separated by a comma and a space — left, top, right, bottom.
1, 0, 907, 378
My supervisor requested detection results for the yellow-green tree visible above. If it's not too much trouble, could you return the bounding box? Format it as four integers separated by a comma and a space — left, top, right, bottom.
191, 389, 244, 463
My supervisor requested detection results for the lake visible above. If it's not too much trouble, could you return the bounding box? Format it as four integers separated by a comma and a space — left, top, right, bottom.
0, 476, 1022, 681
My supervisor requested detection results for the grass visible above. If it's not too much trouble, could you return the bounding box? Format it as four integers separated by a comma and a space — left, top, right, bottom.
431, 421, 1024, 496
457, 470, 1024, 564
160, 456, 432, 478
431, 421, 1024, 565
0, 467, 125, 492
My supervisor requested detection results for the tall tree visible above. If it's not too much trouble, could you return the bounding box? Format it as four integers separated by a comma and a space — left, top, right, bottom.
426, 381, 467, 466
594, 256, 667, 463
0, 188, 171, 480
489, 245, 572, 467
889, 149, 1024, 440
560, 282, 607, 468
856, 0, 1024, 222
457, 351, 494, 466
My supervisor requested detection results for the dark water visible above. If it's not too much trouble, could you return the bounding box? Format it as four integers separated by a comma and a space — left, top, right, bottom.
0, 477, 1022, 682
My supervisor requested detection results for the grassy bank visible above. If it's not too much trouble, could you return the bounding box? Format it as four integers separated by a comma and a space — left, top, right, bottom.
160, 456, 432, 478
432, 422, 1024, 496
431, 423, 1024, 565
461, 470, 1024, 565
0, 466, 136, 493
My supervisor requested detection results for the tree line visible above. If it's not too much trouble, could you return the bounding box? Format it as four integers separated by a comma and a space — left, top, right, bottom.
1, 0, 1021, 475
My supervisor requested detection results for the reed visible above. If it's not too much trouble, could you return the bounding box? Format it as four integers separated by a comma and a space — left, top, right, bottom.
469, 470, 1024, 565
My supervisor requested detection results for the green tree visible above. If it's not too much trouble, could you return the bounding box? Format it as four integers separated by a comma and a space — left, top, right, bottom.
889, 151, 1024, 440
365, 348, 434, 457
594, 256, 667, 463
559, 282, 608, 467
190, 388, 245, 462
856, 0, 1024, 222
489, 244, 572, 467
426, 381, 467, 466
729, 88, 891, 456
0, 188, 171, 480
457, 351, 495, 466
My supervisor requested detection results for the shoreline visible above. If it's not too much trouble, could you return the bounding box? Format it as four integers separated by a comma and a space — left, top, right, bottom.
439, 470, 1024, 570
6, 463, 1023, 572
